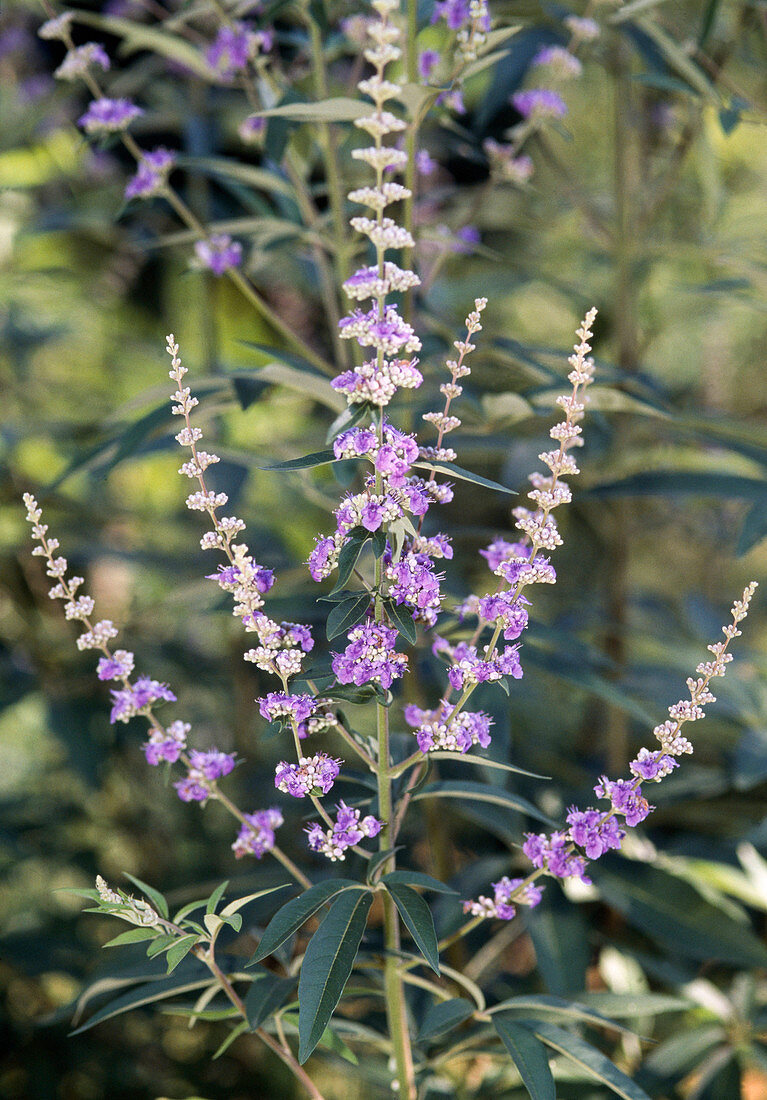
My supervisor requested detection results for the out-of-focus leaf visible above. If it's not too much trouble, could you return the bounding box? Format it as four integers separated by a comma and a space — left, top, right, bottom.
256, 98, 369, 121
737, 501, 767, 556
641, 1024, 726, 1077
382, 870, 458, 895
585, 471, 767, 503
260, 449, 335, 471
250, 879, 361, 963
494, 1017, 556, 1100
297, 889, 372, 1062
70, 972, 212, 1035
413, 460, 514, 495
418, 998, 475, 1042
576, 992, 690, 1018
72, 12, 214, 78
490, 995, 636, 1036
212, 1021, 248, 1059
239, 350, 344, 406
179, 156, 294, 198
531, 1021, 651, 1100
633, 16, 719, 100
385, 883, 440, 974
413, 781, 553, 826
593, 861, 767, 967
244, 970, 295, 1030
524, 899, 590, 997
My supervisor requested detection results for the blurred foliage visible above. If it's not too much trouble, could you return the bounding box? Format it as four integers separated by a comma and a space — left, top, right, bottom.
2, 0, 767, 1097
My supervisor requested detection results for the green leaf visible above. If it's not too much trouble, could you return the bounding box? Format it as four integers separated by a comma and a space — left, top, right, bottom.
146, 933, 177, 959
317, 1025, 359, 1064
212, 1021, 248, 1059
166, 935, 200, 974
250, 880, 361, 963
365, 847, 404, 884
384, 599, 417, 645
238, 349, 344, 407
737, 501, 767, 556
412, 460, 514, 495
326, 402, 373, 443
178, 156, 294, 199
530, 1021, 651, 1100
102, 927, 159, 948
220, 885, 290, 919
260, 449, 336, 471
382, 871, 458, 895
244, 971, 295, 1030
426, 751, 550, 780
494, 1017, 556, 1100
412, 781, 553, 826
72, 12, 214, 78
576, 992, 690, 1018
327, 593, 372, 641
489, 995, 635, 1036
256, 98, 370, 122
586, 470, 767, 504
385, 883, 440, 975
593, 861, 767, 968
70, 972, 212, 1035
206, 881, 229, 916
633, 15, 719, 101
333, 534, 368, 592
297, 889, 373, 1063
418, 998, 474, 1042
123, 874, 169, 919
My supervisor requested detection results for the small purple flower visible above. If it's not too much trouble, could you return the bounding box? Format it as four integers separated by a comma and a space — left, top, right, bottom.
453, 226, 480, 253
418, 49, 440, 81
306, 801, 382, 860
332, 621, 408, 690
205, 22, 253, 79
416, 149, 437, 176
308, 536, 338, 582
566, 807, 624, 859
629, 748, 678, 781
55, 43, 111, 82
144, 719, 189, 765
532, 45, 582, 77
512, 88, 568, 120
523, 831, 591, 883
79, 97, 143, 134
594, 777, 653, 827
97, 649, 135, 681
232, 807, 283, 859
259, 692, 316, 725
195, 234, 242, 276
109, 677, 176, 724
463, 875, 543, 921
189, 748, 236, 781
275, 753, 341, 798
432, 0, 471, 31
125, 147, 175, 200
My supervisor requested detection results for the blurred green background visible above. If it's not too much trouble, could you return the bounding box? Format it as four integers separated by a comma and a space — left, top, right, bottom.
2, 0, 767, 1097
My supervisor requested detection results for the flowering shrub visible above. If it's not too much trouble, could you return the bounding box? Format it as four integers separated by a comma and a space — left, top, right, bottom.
18, 1, 767, 1098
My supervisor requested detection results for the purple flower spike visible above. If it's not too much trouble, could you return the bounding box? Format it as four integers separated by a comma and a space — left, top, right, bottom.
232, 807, 283, 859
125, 148, 175, 200
306, 801, 383, 860
275, 753, 342, 798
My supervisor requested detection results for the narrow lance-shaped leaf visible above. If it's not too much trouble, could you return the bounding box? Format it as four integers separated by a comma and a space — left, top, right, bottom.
384, 599, 417, 645
494, 1017, 556, 1100
386, 883, 440, 975
382, 870, 458, 895
244, 970, 295, 1031
250, 879, 361, 964
327, 593, 372, 641
531, 1020, 652, 1100
297, 889, 373, 1063
418, 998, 475, 1042
123, 873, 169, 919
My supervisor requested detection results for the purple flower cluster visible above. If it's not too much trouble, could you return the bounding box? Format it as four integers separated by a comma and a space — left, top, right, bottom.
512, 89, 568, 120
306, 801, 382, 861
174, 749, 236, 802
232, 807, 283, 859
144, 719, 190, 765
333, 421, 419, 487
244, 615, 314, 679
78, 97, 143, 134
386, 552, 443, 627
97, 649, 135, 681
125, 148, 175, 200
405, 702, 492, 754
275, 753, 341, 798
205, 22, 271, 80
442, 640, 523, 692
109, 677, 176, 724
463, 876, 543, 921
259, 692, 316, 725
332, 621, 408, 689
478, 592, 530, 641
54, 43, 110, 82
522, 832, 591, 883
195, 234, 242, 275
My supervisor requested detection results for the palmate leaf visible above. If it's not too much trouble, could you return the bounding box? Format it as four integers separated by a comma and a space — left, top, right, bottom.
250, 879, 361, 963
494, 1017, 555, 1100
529, 1021, 651, 1100
385, 883, 440, 975
297, 889, 373, 1063
418, 998, 475, 1043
